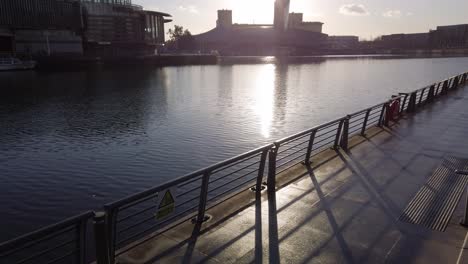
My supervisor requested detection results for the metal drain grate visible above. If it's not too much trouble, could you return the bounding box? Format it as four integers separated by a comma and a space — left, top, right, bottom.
399, 157, 468, 231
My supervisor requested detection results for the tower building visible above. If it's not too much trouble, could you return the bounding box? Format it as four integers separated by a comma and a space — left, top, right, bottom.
217, 10, 233, 28
274, 0, 290, 31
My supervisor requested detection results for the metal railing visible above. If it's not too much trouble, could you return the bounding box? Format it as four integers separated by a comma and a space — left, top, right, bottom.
102, 144, 271, 263
273, 118, 345, 173
1, 71, 467, 264
0, 211, 94, 264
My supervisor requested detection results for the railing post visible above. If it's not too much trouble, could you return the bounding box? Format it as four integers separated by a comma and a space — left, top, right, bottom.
452, 76, 460, 89
267, 146, 278, 195
333, 120, 344, 149
361, 109, 371, 136
94, 212, 111, 264
442, 80, 449, 95
340, 116, 350, 152
455, 170, 468, 227
407, 92, 417, 113
462, 185, 468, 227
385, 102, 392, 127
303, 130, 316, 166
256, 149, 269, 195
418, 88, 425, 105
77, 216, 88, 264
434, 82, 441, 97
105, 208, 117, 264
378, 103, 388, 127
427, 85, 435, 103
196, 171, 211, 224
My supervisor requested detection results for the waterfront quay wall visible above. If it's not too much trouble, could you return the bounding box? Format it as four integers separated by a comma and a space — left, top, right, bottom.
35, 54, 219, 70
1, 71, 468, 264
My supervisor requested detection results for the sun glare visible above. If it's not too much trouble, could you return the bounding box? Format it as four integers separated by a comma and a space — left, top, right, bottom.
227, 0, 275, 24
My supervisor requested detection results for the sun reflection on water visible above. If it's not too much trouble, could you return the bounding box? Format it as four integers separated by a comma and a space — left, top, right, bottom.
253, 64, 276, 138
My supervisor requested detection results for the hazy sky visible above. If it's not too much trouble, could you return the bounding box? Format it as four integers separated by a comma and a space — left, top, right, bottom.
133, 0, 468, 39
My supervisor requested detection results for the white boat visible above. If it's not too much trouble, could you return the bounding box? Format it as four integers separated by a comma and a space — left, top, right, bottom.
0, 58, 37, 71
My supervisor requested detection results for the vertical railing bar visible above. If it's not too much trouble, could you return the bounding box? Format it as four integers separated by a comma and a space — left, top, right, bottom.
399, 93, 408, 113
418, 89, 425, 105
427, 85, 435, 103
340, 116, 350, 151
442, 80, 449, 95
105, 208, 118, 264
77, 217, 87, 264
378, 102, 387, 127
404, 93, 409, 111
333, 120, 344, 149
303, 130, 317, 165
94, 212, 110, 264
256, 149, 269, 194
361, 109, 371, 136
196, 172, 211, 223
453, 76, 459, 89
268, 147, 278, 188
266, 146, 279, 263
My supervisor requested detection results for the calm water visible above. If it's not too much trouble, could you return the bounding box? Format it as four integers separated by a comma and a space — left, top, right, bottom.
2, 56, 468, 241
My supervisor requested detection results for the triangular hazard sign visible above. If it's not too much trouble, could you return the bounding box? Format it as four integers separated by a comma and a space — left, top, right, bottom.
159, 190, 175, 209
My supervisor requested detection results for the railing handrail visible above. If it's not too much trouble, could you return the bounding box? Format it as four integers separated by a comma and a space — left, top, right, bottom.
275, 94, 409, 146
392, 71, 465, 95
0, 211, 94, 251
348, 102, 384, 117
104, 144, 273, 210
274, 117, 346, 145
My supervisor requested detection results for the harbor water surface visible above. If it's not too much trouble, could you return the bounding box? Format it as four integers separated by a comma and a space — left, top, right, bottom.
2, 56, 468, 241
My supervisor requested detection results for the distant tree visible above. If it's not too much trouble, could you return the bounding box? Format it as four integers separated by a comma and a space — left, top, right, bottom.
168, 25, 184, 42
373, 36, 383, 42
166, 25, 196, 52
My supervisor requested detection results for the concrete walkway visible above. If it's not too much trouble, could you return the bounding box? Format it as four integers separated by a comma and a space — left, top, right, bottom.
119, 84, 468, 264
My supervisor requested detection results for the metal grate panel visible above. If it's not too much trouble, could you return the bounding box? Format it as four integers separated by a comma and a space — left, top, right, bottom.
399, 157, 468, 231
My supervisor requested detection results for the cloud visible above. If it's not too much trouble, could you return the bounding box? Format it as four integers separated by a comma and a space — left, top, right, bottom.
339, 4, 369, 16
383, 10, 402, 18
178, 5, 199, 14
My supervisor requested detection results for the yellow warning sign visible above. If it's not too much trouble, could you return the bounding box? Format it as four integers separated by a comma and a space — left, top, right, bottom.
156, 189, 175, 220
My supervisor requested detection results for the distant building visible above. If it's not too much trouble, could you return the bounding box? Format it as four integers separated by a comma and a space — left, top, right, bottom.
194, 8, 327, 56
288, 13, 323, 33
0, 0, 171, 57
380, 33, 430, 49
0, 0, 83, 56
327, 36, 359, 49
217, 10, 233, 29
80, 0, 171, 57
429, 24, 468, 48
373, 23, 468, 50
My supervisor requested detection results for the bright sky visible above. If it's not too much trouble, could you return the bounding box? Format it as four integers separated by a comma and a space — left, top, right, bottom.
133, 0, 468, 39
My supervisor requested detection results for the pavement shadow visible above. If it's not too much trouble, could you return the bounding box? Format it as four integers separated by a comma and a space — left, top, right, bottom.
273, 156, 401, 263
305, 164, 355, 263
268, 174, 281, 264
